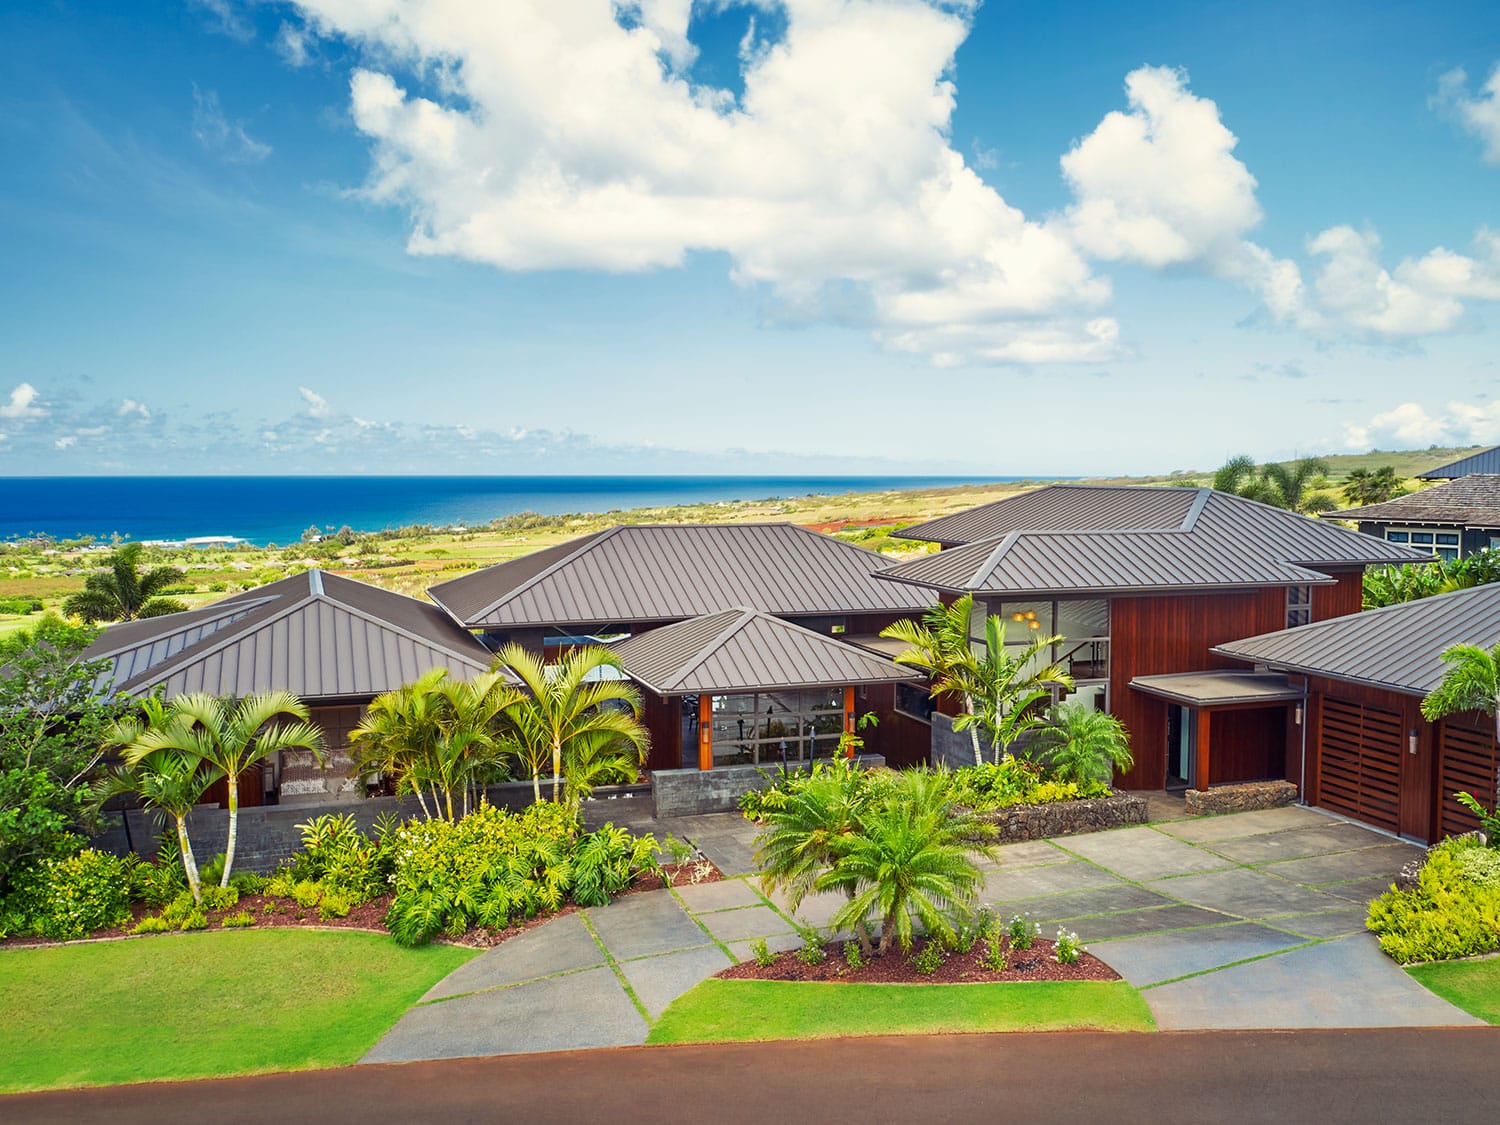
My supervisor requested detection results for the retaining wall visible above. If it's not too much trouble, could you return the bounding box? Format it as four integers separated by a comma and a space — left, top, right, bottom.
977, 793, 1148, 843
1185, 780, 1298, 816
651, 756, 886, 817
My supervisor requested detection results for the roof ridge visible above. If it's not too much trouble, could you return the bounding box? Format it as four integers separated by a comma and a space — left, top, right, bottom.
84, 595, 282, 661
1181, 487, 1212, 531
659, 607, 760, 693
967, 530, 1023, 587
454, 526, 621, 624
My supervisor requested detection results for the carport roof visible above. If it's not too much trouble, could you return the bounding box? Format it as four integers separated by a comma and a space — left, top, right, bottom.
1212, 581, 1500, 696
1130, 670, 1304, 708
609, 608, 921, 696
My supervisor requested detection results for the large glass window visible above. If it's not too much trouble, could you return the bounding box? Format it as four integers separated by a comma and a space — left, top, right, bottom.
992, 599, 1110, 684
707, 688, 847, 767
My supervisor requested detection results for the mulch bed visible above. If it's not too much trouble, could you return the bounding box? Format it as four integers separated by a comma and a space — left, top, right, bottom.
717, 936, 1118, 984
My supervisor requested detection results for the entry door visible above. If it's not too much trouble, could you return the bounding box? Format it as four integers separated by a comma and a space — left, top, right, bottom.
1166, 705, 1194, 789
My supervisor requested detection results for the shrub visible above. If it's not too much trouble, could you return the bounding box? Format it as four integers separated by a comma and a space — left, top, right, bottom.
982, 933, 1008, 973
318, 891, 355, 920
843, 940, 865, 970
0, 849, 132, 941
750, 937, 775, 967
1456, 847, 1500, 888
264, 868, 298, 899
910, 940, 944, 975
131, 915, 173, 935
795, 926, 826, 966
178, 908, 208, 931
220, 910, 256, 928
1008, 913, 1039, 951
200, 884, 240, 912
290, 813, 391, 905
292, 880, 323, 909
1367, 837, 1500, 963
124, 852, 186, 909
1455, 792, 1500, 844
1054, 928, 1084, 965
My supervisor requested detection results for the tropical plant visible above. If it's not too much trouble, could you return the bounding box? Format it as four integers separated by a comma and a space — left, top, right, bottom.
880, 596, 983, 764
491, 644, 649, 808
1364, 551, 1500, 609
1342, 466, 1408, 506
61, 542, 188, 623
96, 699, 220, 903
1033, 703, 1134, 786
124, 691, 324, 886
1212, 454, 1337, 513
1421, 639, 1500, 806
822, 768, 994, 957
951, 614, 1073, 765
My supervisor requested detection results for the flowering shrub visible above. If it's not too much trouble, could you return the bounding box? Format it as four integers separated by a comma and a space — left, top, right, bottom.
1054, 928, 1084, 965
289, 813, 391, 905
1007, 913, 1040, 951
0, 849, 132, 941
1367, 836, 1500, 963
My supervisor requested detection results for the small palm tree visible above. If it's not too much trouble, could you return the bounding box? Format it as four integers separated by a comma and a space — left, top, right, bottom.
1343, 466, 1407, 507
1261, 457, 1335, 514
493, 644, 649, 807
62, 543, 188, 623
881, 596, 983, 765
824, 769, 993, 957
127, 691, 324, 886
1034, 703, 1134, 786
97, 699, 220, 903
953, 614, 1073, 764
1422, 640, 1500, 808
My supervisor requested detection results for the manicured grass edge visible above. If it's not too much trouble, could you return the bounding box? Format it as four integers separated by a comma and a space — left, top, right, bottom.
1406, 956, 1500, 1025
647, 978, 1156, 1044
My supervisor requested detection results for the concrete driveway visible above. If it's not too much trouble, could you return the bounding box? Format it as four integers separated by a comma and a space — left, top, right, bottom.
364, 804, 1478, 1063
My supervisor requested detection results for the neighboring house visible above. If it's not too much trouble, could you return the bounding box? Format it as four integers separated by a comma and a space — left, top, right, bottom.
84, 569, 495, 805
1214, 582, 1500, 844
879, 484, 1426, 791
1418, 445, 1500, 480
426, 523, 936, 771
1327, 474, 1500, 561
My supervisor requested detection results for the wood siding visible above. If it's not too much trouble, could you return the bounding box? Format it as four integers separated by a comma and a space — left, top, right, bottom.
642, 692, 685, 773
1209, 707, 1288, 785
1309, 569, 1364, 621
857, 682, 931, 769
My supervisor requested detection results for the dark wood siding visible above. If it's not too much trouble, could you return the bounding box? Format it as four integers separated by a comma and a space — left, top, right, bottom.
1437, 712, 1499, 836
857, 682, 931, 769
642, 692, 685, 773
1209, 707, 1287, 785
1309, 569, 1364, 622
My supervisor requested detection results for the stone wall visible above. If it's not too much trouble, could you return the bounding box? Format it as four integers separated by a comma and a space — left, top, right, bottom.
1185, 780, 1298, 816
931, 713, 975, 770
977, 793, 1148, 843
651, 755, 886, 817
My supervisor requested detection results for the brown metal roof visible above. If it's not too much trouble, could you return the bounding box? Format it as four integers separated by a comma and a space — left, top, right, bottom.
1420, 446, 1500, 479
896, 484, 1202, 546
609, 608, 921, 695
1329, 475, 1500, 527
879, 487, 1426, 597
1130, 670, 1304, 707
426, 523, 933, 629
87, 570, 495, 701
1212, 582, 1500, 696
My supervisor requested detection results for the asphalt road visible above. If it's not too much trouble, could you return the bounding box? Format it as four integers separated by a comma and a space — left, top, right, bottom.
6, 1030, 1497, 1124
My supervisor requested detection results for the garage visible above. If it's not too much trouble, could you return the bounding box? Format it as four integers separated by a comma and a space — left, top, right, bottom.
1316, 697, 1402, 834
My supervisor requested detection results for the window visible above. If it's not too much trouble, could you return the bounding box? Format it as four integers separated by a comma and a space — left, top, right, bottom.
1387, 526, 1462, 562
992, 599, 1110, 684
706, 689, 846, 767
1286, 585, 1312, 628
894, 681, 936, 724
1384, 530, 1409, 544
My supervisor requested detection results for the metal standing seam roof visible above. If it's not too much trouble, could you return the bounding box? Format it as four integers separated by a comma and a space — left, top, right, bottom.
85, 570, 496, 700
426, 523, 933, 629
894, 484, 1204, 546
1211, 582, 1500, 697
608, 607, 922, 695
877, 486, 1427, 597
1419, 446, 1500, 479
1329, 475, 1500, 527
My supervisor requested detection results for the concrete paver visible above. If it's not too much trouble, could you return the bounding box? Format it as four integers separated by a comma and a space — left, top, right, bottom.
421, 912, 604, 1001
762, 886, 845, 928
725, 932, 803, 963
1153, 804, 1332, 842
1092, 921, 1306, 986
977, 839, 1070, 870
619, 945, 733, 1019
1261, 843, 1420, 885
1143, 934, 1483, 1029
1149, 867, 1346, 918
1059, 904, 1237, 943
1026, 883, 1176, 920
585, 891, 713, 959
673, 878, 766, 911
981, 860, 1124, 903
1322, 875, 1403, 902
1263, 907, 1371, 939
695, 904, 796, 943
1059, 826, 1236, 880
1199, 821, 1396, 863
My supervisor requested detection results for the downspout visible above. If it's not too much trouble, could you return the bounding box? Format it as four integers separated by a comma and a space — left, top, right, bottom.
1297, 675, 1309, 807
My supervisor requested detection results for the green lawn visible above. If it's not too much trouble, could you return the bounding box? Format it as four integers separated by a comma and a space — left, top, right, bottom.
0, 929, 474, 1093
1407, 958, 1500, 1024
647, 979, 1155, 1044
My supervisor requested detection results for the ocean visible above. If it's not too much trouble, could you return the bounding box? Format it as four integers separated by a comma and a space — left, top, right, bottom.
0, 475, 1019, 546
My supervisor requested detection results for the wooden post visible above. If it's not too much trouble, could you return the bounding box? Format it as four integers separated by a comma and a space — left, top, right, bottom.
843, 687, 856, 734
698, 694, 713, 771
1195, 708, 1212, 791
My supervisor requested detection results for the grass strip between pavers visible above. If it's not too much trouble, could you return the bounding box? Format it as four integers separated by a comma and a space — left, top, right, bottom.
646, 979, 1155, 1044
1406, 958, 1500, 1025
0, 929, 475, 1093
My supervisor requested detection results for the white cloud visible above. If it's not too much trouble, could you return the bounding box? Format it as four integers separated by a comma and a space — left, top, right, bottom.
288, 0, 1110, 365
191, 0, 255, 43
1345, 400, 1500, 450
54, 435, 77, 450
118, 398, 151, 420
0, 383, 46, 420
275, 21, 314, 67
298, 386, 333, 418
1433, 64, 1500, 163
191, 85, 272, 164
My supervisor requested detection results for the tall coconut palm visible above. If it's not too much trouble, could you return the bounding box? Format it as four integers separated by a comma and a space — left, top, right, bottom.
1422, 640, 1500, 807
880, 596, 984, 766
492, 644, 649, 807
97, 699, 220, 903
62, 543, 188, 623
127, 691, 324, 885
953, 614, 1073, 765
1260, 457, 1334, 514
824, 769, 993, 957
1034, 703, 1134, 786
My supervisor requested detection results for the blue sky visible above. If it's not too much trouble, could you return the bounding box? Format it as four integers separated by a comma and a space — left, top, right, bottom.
2, 0, 1499, 476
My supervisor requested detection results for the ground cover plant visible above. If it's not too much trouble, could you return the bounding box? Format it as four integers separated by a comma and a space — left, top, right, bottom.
1366, 835, 1500, 963
1405, 957, 1500, 1025
646, 978, 1154, 1044
0, 929, 473, 1092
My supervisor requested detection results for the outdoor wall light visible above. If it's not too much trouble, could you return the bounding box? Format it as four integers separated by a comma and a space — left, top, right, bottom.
1408, 730, 1419, 756
1294, 705, 1303, 726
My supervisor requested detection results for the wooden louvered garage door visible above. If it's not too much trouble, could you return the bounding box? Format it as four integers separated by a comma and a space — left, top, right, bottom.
1318, 698, 1402, 833
1438, 723, 1499, 838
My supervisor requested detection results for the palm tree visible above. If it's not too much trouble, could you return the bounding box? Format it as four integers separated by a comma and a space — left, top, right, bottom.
880, 596, 983, 766
127, 691, 324, 886
953, 614, 1073, 765
97, 699, 220, 904
1034, 703, 1134, 786
1422, 640, 1500, 807
1260, 457, 1334, 514
1211, 454, 1268, 500
824, 769, 993, 957
1343, 466, 1407, 506
492, 644, 649, 807
62, 543, 188, 623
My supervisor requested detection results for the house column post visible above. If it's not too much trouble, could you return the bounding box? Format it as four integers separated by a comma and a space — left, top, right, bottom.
1195, 707, 1212, 790
698, 694, 713, 771
843, 687, 855, 735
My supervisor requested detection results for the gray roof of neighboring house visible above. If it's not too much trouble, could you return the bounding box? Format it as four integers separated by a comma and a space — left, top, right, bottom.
1420, 446, 1500, 479
1212, 582, 1500, 697
85, 570, 495, 700
427, 523, 933, 629
609, 608, 921, 695
1330, 475, 1500, 528
878, 486, 1426, 597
